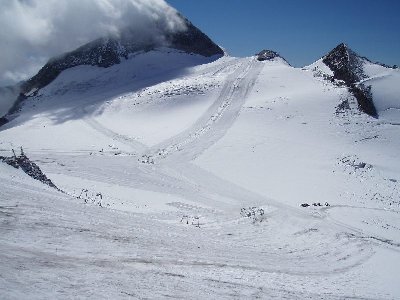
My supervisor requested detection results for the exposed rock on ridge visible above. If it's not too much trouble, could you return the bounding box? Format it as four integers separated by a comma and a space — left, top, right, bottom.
0, 149, 59, 190
256, 50, 289, 65
323, 43, 377, 117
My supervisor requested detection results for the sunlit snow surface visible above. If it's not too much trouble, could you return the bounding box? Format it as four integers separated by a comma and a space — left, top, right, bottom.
1, 49, 400, 299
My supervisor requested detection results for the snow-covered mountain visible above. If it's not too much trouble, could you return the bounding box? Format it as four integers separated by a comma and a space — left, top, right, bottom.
22, 18, 223, 92
308, 43, 400, 121
256, 49, 289, 64
1, 18, 400, 299
1, 16, 223, 122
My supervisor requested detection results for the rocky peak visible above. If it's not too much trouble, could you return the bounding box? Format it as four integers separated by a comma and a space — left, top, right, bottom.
256, 50, 280, 61
323, 43, 376, 117
256, 49, 288, 63
322, 43, 367, 84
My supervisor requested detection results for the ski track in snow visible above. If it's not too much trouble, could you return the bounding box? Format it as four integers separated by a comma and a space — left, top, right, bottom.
1, 52, 400, 299
81, 109, 148, 154
144, 58, 262, 162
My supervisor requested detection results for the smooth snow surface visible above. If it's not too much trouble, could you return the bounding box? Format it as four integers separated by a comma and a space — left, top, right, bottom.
1, 50, 400, 299
365, 70, 400, 123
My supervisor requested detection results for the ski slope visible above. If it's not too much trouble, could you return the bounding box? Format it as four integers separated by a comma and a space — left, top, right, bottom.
1, 49, 400, 299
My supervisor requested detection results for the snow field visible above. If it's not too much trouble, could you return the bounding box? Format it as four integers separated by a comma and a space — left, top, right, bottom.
1, 49, 400, 298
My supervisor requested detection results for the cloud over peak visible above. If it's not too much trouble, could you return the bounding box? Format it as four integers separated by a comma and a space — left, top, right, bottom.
0, 0, 185, 86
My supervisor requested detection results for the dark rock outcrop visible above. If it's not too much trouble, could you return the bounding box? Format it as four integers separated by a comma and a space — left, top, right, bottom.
257, 50, 280, 61
322, 43, 377, 117
1, 150, 59, 190
323, 43, 366, 84
256, 50, 289, 64
349, 85, 376, 117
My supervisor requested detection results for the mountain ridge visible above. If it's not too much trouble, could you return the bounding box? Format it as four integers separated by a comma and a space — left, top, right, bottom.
321, 43, 379, 117
0, 17, 224, 122
0, 39, 397, 123
20, 18, 224, 96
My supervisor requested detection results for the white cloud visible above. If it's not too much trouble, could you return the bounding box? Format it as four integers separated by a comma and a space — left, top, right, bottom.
0, 0, 185, 87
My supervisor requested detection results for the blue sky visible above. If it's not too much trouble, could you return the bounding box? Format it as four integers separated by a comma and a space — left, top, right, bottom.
167, 0, 400, 67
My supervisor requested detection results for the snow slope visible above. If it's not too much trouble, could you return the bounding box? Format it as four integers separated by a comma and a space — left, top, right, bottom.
362, 63, 400, 123
1, 50, 400, 299
1, 49, 226, 152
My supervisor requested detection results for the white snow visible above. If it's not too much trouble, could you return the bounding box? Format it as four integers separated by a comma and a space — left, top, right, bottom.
306, 58, 335, 76
366, 73, 400, 123
1, 48, 400, 299
361, 61, 400, 122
